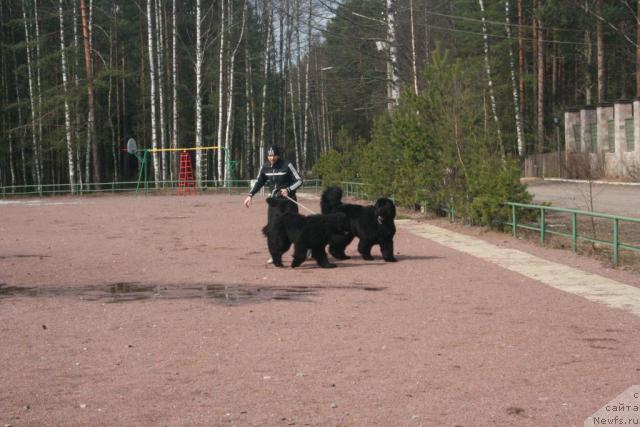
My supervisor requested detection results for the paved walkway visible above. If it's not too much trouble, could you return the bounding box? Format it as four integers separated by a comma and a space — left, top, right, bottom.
399, 220, 640, 317
526, 179, 640, 217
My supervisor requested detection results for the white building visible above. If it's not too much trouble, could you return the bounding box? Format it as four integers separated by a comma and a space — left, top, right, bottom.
564, 99, 639, 178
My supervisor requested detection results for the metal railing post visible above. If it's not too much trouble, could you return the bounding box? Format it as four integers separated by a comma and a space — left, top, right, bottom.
613, 218, 619, 266
571, 212, 577, 252
540, 207, 546, 244
511, 204, 517, 237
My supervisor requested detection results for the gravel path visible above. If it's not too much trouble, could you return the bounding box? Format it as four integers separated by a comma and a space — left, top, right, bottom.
1, 193, 639, 426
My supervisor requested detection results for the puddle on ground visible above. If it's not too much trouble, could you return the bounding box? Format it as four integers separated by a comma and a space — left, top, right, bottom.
0, 254, 51, 260
0, 282, 385, 305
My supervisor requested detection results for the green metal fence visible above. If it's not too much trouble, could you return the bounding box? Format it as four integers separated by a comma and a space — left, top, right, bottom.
506, 202, 640, 265
0, 179, 322, 198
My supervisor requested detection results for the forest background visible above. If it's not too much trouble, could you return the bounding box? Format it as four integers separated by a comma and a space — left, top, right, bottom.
1, 0, 638, 223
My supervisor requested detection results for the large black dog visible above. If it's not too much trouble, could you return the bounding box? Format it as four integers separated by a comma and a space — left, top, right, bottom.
321, 187, 397, 262
262, 197, 349, 268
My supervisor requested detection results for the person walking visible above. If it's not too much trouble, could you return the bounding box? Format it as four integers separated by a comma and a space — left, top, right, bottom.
243, 146, 303, 263
243, 145, 303, 213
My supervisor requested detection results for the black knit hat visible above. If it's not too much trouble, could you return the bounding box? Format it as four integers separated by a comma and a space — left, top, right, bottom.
267, 145, 280, 156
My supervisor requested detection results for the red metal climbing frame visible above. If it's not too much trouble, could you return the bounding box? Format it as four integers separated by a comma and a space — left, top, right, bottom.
177, 150, 196, 195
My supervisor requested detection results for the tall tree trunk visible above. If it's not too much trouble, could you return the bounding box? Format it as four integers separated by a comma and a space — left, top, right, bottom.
195, 0, 204, 187
289, 67, 300, 171
584, 0, 592, 105
423, 1, 430, 65
80, 0, 100, 185
21, 0, 41, 188
155, 0, 167, 183
244, 34, 256, 178
517, 0, 525, 133
505, 0, 524, 157
72, 3, 83, 189
59, 0, 76, 192
108, 1, 118, 183
478, 0, 503, 154
295, 0, 303, 167
146, 0, 160, 186
386, 0, 399, 110
302, 0, 312, 171
33, 0, 43, 177
281, 3, 290, 153
535, 0, 545, 152
216, 0, 226, 184
258, 4, 272, 169
637, 0, 640, 97
596, 0, 605, 102
171, 0, 178, 180
410, 0, 418, 95
1, 6, 16, 187
12, 42, 27, 185
223, 0, 247, 185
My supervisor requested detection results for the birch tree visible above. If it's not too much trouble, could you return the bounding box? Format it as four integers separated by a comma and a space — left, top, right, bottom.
505, 0, 524, 157
59, 0, 76, 192
478, 0, 503, 154
171, 0, 178, 179
33, 0, 43, 173
155, 0, 167, 182
258, 3, 272, 169
517, 0, 525, 133
146, 0, 160, 186
302, 0, 312, 170
409, 0, 419, 96
216, 0, 226, 184
195, 0, 204, 187
223, 0, 248, 185
386, 0, 399, 110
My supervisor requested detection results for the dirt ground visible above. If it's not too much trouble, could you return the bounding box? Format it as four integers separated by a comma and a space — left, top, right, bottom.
1, 193, 640, 426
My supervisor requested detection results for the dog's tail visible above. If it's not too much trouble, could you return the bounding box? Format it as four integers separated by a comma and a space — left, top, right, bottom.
320, 186, 343, 214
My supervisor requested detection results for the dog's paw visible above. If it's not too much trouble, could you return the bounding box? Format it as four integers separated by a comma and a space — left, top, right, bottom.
362, 254, 374, 261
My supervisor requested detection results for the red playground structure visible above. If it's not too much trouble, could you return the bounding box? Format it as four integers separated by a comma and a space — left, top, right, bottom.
177, 151, 196, 195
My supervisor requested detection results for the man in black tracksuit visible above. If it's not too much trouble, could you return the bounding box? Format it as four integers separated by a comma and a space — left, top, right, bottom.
243, 145, 303, 224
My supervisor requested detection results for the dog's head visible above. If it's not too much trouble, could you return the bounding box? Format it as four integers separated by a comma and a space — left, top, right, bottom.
374, 198, 396, 224
320, 186, 343, 214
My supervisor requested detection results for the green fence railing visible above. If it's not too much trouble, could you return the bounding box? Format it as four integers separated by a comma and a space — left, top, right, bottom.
0, 179, 323, 198
340, 181, 369, 200
506, 202, 640, 266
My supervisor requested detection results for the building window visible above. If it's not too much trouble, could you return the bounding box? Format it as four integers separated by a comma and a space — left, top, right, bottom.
625, 118, 635, 151
607, 120, 615, 152
573, 124, 581, 151
589, 123, 597, 152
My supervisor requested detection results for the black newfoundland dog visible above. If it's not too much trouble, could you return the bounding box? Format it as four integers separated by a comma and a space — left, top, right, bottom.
262, 197, 349, 268
321, 186, 397, 262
